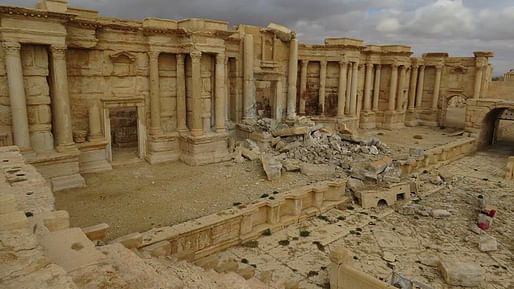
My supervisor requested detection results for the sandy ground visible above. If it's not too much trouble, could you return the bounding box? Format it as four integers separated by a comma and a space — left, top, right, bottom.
220, 143, 514, 289
55, 158, 336, 241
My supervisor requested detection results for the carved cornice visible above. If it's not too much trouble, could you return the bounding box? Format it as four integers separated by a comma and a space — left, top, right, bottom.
0, 5, 76, 22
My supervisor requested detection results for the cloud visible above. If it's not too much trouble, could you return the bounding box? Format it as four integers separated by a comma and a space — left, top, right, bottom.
2, 0, 512, 75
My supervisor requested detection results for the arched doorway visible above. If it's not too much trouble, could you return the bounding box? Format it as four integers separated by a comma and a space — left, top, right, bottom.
443, 94, 467, 128
478, 107, 514, 147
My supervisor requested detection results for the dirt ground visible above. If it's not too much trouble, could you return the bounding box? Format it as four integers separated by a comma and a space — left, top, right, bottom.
220, 143, 514, 289
55, 158, 336, 241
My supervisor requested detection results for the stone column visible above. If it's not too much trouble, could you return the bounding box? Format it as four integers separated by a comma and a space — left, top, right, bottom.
215, 53, 226, 132
88, 102, 103, 141
319, 60, 327, 115
337, 60, 347, 117
416, 65, 425, 108
350, 61, 359, 116
388, 63, 398, 112
408, 64, 419, 110
432, 65, 442, 110
243, 34, 256, 120
299, 60, 308, 115
190, 51, 203, 136
50, 45, 75, 151
148, 51, 161, 135
372, 64, 381, 111
473, 63, 483, 99
363, 63, 373, 112
3, 41, 32, 152
345, 62, 352, 115
224, 57, 230, 122
287, 38, 298, 118
176, 54, 187, 132
396, 65, 406, 112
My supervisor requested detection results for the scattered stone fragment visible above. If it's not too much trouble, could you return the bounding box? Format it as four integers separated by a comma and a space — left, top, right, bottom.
431, 209, 452, 218
382, 251, 396, 262
300, 163, 335, 176
439, 259, 485, 287
261, 154, 282, 181
478, 235, 498, 252
282, 159, 301, 171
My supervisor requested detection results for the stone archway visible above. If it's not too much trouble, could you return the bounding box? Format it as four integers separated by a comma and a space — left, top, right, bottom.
466, 99, 514, 149
442, 94, 467, 128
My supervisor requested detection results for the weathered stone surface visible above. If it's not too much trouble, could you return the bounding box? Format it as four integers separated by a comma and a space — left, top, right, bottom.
111, 232, 143, 249
261, 154, 282, 181
478, 235, 497, 252
300, 163, 335, 176
439, 259, 485, 287
282, 159, 301, 171
431, 209, 452, 218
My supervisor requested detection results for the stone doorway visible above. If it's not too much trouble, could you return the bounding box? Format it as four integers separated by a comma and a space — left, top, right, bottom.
442, 94, 467, 128
102, 98, 146, 165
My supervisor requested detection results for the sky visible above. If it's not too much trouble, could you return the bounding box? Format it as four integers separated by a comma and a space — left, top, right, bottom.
5, 0, 513, 76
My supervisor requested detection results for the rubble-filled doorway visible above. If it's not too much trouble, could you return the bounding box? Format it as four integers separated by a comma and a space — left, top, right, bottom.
443, 95, 467, 128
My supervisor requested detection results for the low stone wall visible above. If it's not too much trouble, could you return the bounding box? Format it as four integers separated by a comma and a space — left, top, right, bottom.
133, 178, 348, 260
397, 138, 476, 176
506, 156, 514, 180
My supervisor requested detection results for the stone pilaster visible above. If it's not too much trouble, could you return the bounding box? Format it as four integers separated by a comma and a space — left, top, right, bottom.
148, 51, 161, 135
3, 41, 32, 152
287, 38, 298, 118
363, 63, 373, 112
372, 64, 381, 112
388, 63, 398, 112
243, 34, 255, 120
432, 65, 442, 110
337, 60, 347, 117
215, 53, 226, 132
190, 50, 203, 136
299, 60, 309, 115
319, 60, 327, 115
350, 61, 359, 116
345, 62, 352, 115
224, 56, 230, 122
50, 45, 75, 152
176, 54, 187, 132
87, 102, 103, 141
416, 65, 425, 108
473, 61, 484, 99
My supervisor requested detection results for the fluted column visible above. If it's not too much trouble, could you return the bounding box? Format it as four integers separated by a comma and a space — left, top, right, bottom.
372, 64, 381, 111
388, 63, 398, 112
3, 41, 32, 152
416, 65, 425, 108
243, 34, 256, 120
148, 51, 161, 135
345, 63, 352, 115
88, 102, 103, 141
215, 53, 226, 132
350, 61, 359, 116
299, 60, 308, 115
408, 64, 419, 110
337, 60, 347, 117
319, 60, 327, 115
176, 54, 187, 132
432, 65, 442, 110
363, 63, 373, 112
287, 38, 298, 118
473, 63, 483, 99
190, 51, 203, 136
50, 45, 75, 151
396, 65, 406, 112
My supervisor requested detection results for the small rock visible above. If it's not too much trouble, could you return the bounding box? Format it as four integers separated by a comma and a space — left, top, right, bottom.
382, 251, 395, 262
439, 259, 485, 287
430, 175, 443, 185
282, 159, 301, 172
431, 209, 451, 219
478, 236, 497, 252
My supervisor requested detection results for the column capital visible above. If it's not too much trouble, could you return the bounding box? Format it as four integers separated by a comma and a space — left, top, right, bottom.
365, 63, 374, 69
320, 59, 328, 66
411, 63, 420, 69
148, 51, 160, 61
176, 53, 185, 64
190, 50, 202, 62
375, 64, 382, 70
419, 65, 426, 71
435, 64, 444, 71
301, 59, 309, 67
2, 41, 21, 55
216, 52, 225, 63
338, 60, 347, 66
50, 45, 67, 60
391, 62, 399, 69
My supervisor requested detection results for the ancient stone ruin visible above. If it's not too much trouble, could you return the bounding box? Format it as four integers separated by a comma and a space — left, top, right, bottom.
0, 1, 513, 289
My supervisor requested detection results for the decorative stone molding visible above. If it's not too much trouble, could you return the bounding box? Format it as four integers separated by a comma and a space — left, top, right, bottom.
50, 45, 67, 60
2, 41, 21, 56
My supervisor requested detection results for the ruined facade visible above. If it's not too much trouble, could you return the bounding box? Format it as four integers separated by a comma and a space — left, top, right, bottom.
0, 0, 503, 191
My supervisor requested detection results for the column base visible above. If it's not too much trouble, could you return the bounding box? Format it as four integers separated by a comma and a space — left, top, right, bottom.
382, 111, 405, 130
146, 133, 181, 164
179, 132, 230, 166
405, 109, 419, 127
359, 111, 376, 129
77, 140, 112, 174
56, 143, 79, 153
190, 128, 203, 137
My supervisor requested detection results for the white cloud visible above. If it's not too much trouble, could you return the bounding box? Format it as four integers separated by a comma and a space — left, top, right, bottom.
376, 18, 401, 32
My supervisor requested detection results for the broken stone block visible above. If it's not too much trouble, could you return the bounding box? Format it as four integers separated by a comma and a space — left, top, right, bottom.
261, 154, 282, 181
431, 209, 451, 218
237, 262, 256, 279
478, 235, 497, 252
271, 126, 307, 137
82, 223, 109, 241
367, 156, 393, 175
111, 232, 143, 249
382, 251, 396, 262
347, 177, 364, 193
239, 147, 260, 161
282, 159, 301, 171
42, 210, 70, 232
439, 259, 485, 287
141, 240, 171, 257
266, 23, 293, 41
300, 163, 335, 176
430, 175, 443, 185
0, 211, 29, 230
